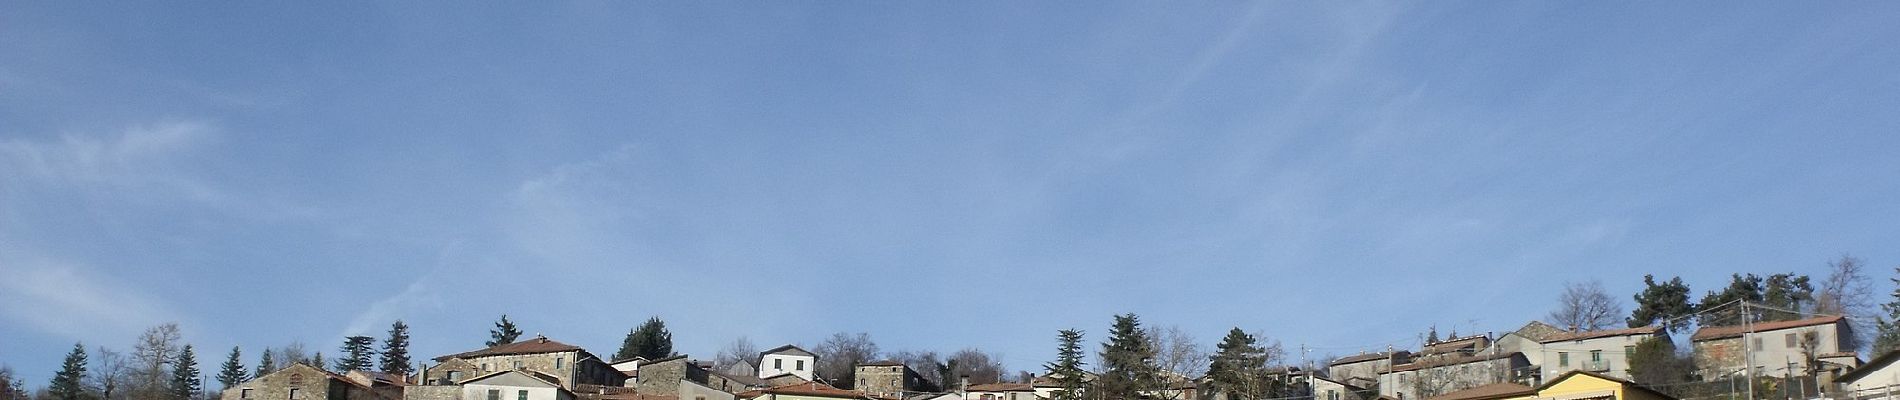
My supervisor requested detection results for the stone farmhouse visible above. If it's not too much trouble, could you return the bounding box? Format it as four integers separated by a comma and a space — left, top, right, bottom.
1691, 315, 1851, 379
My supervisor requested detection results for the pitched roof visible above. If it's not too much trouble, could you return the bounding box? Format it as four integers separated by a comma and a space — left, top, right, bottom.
1839, 349, 1900, 384
1422, 383, 1532, 400
737, 381, 889, 400
1691, 316, 1845, 341
1535, 370, 1676, 400
435, 336, 587, 361
858, 360, 905, 367
1537, 326, 1663, 343
1332, 351, 1410, 366
1421, 382, 1535, 400
762, 345, 816, 357
968, 383, 1035, 392
1390, 352, 1521, 372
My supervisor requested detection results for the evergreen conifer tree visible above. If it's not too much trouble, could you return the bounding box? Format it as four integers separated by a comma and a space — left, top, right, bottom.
310, 353, 325, 371
255, 349, 275, 377
49, 343, 87, 400
1095, 314, 1159, 400
1873, 267, 1900, 354
1628, 275, 1695, 332
334, 336, 376, 372
168, 345, 200, 400
216, 346, 246, 389
1043, 329, 1087, 400
488, 315, 522, 347
1698, 274, 1766, 326
1208, 328, 1268, 400
617, 317, 675, 361
380, 321, 413, 376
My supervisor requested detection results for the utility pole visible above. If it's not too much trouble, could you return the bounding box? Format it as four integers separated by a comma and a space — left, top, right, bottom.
1743, 301, 1755, 400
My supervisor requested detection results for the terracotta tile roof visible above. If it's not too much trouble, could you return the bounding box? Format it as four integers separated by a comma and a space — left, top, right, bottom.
435, 336, 587, 361
1423, 383, 1533, 400
858, 360, 906, 367
1332, 351, 1411, 366
968, 383, 1035, 392
1390, 352, 1520, 372
1537, 326, 1662, 343
736, 381, 890, 400
1691, 316, 1844, 341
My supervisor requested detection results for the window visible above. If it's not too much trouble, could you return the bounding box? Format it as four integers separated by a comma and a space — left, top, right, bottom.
518, 390, 528, 400
289, 388, 301, 400
483, 363, 491, 372
240, 389, 252, 399
1590, 350, 1602, 362
1752, 337, 1763, 350
796, 360, 805, 371
774, 358, 783, 369
488, 389, 501, 400
1786, 333, 1797, 348
514, 360, 523, 369
1558, 352, 1569, 367
1624, 346, 1635, 358
557, 357, 565, 369
1328, 390, 1338, 400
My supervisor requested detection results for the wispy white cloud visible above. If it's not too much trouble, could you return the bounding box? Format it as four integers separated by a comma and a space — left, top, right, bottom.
0, 120, 215, 190
0, 248, 182, 343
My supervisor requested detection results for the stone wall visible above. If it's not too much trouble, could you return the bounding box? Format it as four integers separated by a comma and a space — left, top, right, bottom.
426, 351, 624, 389
404, 386, 465, 400
635, 358, 710, 396
221, 364, 367, 400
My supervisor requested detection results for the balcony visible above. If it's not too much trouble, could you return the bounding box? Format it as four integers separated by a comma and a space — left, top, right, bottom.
1583, 360, 1610, 372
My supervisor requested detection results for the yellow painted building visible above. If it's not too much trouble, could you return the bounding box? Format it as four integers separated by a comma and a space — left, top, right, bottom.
1427, 370, 1675, 400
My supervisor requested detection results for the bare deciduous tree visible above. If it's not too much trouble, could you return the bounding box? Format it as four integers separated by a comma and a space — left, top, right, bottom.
715, 336, 761, 371
814, 332, 880, 388
1547, 281, 1624, 332
131, 323, 182, 398
1817, 255, 1874, 350
88, 347, 130, 400
946, 348, 1007, 385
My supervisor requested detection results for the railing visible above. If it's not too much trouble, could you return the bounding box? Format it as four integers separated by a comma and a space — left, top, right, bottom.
1583, 360, 1610, 372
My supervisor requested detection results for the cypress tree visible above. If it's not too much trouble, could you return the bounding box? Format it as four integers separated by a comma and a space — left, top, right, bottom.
1042, 329, 1087, 400
488, 315, 522, 347
216, 346, 247, 389
255, 349, 275, 377
334, 336, 376, 372
168, 345, 200, 400
49, 343, 87, 400
380, 321, 413, 376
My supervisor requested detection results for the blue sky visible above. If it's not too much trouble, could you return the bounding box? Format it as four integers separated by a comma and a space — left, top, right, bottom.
3, 1, 1899, 387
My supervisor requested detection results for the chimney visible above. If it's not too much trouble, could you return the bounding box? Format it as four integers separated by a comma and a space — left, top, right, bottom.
960, 375, 970, 395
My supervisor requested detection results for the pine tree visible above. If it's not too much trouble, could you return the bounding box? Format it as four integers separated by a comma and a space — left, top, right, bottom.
1208, 328, 1268, 400
310, 353, 325, 371
1424, 325, 1440, 343
255, 349, 275, 377
617, 317, 674, 361
1628, 275, 1695, 332
380, 320, 413, 376
1095, 314, 1159, 400
1698, 274, 1766, 327
334, 336, 376, 372
1762, 273, 1815, 321
216, 347, 246, 389
1873, 267, 1900, 354
488, 315, 522, 347
168, 345, 200, 400
49, 343, 87, 400
1043, 329, 1087, 400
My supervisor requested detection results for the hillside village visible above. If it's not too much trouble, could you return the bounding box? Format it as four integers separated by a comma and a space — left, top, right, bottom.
207, 309, 1898, 400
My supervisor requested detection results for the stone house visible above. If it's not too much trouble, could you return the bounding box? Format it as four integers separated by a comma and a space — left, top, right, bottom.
426, 336, 625, 389
1691, 315, 1849, 379
222, 363, 398, 400
852, 361, 936, 399
1379, 352, 1530, 400
634, 355, 713, 397
1309, 376, 1368, 400
1330, 352, 1412, 386
758, 346, 818, 381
